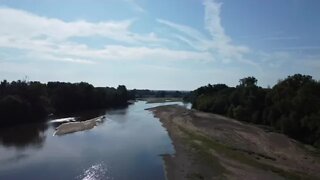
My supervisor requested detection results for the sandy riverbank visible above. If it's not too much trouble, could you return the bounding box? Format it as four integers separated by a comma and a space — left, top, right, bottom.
53, 116, 105, 136
148, 105, 320, 180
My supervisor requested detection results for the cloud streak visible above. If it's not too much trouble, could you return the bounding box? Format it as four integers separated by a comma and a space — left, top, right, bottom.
0, 7, 212, 64
0, 0, 319, 89
0, 1, 252, 65
0, 7, 163, 44
158, 0, 250, 63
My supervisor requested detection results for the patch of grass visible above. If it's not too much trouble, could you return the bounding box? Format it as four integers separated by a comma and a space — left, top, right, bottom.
188, 139, 227, 173
186, 173, 204, 180
178, 126, 318, 180
177, 128, 227, 179
301, 144, 320, 159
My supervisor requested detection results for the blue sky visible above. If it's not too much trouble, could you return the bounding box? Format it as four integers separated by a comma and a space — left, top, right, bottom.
0, 0, 319, 90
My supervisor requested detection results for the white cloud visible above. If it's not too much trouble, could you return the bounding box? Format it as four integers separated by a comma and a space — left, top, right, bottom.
202, 0, 251, 61
157, 19, 211, 51
158, 0, 250, 63
203, 0, 228, 43
0, 0, 310, 81
0, 34, 211, 62
0, 7, 212, 64
31, 53, 96, 64
0, 7, 163, 44
0, 2, 252, 66
0, 1, 318, 89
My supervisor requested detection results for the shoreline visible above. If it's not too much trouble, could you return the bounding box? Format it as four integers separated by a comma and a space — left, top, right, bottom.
148, 105, 320, 180
53, 116, 105, 136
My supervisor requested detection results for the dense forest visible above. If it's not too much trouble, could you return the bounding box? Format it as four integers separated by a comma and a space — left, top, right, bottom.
0, 80, 131, 126
188, 74, 320, 148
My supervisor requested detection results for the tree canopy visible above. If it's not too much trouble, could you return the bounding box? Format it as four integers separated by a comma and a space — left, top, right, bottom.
191, 74, 320, 148
0, 80, 130, 126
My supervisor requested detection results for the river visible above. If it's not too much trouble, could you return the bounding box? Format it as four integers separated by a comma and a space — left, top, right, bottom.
0, 101, 191, 180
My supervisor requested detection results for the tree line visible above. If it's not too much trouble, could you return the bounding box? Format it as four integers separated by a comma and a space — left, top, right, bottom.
187, 74, 320, 148
0, 80, 131, 126
132, 89, 189, 98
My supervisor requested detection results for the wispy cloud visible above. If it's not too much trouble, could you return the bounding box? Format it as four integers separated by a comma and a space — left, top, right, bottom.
157, 19, 211, 51
31, 53, 96, 64
0, 7, 161, 44
0, 0, 316, 83
0, 1, 253, 66
0, 0, 318, 89
203, 0, 228, 43
157, 19, 208, 42
158, 0, 250, 63
0, 7, 212, 64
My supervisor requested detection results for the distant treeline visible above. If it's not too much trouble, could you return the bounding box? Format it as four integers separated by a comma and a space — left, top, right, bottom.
0, 80, 131, 126
187, 74, 320, 148
132, 89, 189, 98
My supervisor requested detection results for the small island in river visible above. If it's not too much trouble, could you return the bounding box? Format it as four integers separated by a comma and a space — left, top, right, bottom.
54, 116, 105, 136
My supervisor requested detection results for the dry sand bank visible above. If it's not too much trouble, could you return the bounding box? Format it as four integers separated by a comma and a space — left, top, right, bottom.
53, 116, 105, 136
148, 105, 320, 180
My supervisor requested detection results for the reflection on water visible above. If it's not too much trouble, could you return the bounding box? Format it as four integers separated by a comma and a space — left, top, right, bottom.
0, 153, 29, 166
0, 101, 190, 180
0, 123, 47, 149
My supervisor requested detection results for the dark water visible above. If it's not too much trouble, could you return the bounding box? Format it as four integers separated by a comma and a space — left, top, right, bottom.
0, 101, 190, 180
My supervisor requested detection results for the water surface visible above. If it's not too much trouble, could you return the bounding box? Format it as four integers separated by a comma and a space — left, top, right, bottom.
0, 101, 189, 180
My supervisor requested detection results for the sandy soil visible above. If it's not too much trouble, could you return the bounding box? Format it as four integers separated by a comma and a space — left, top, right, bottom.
53, 116, 105, 136
148, 105, 320, 180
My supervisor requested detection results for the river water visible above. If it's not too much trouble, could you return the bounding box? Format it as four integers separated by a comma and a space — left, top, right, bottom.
0, 101, 190, 180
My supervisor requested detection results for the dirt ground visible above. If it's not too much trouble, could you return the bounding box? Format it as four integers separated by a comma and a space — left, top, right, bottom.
148, 105, 320, 180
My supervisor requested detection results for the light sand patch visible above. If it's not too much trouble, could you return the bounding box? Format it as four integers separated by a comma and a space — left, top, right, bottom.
53, 116, 105, 136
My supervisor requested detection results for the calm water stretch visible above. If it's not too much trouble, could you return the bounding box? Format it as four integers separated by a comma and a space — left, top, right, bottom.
0, 101, 191, 180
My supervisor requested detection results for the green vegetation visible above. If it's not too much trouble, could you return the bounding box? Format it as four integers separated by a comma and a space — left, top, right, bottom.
189, 74, 320, 148
179, 126, 315, 180
0, 80, 131, 126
